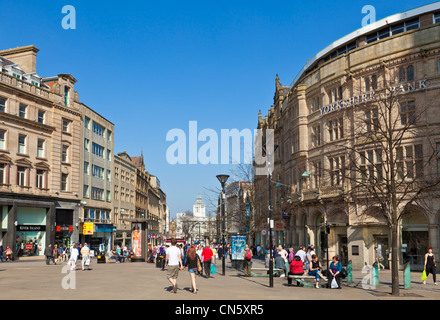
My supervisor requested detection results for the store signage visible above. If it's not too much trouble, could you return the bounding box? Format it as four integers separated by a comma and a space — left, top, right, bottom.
320, 80, 429, 116
25, 243, 34, 250
56, 226, 73, 232
16, 225, 45, 231
83, 222, 94, 235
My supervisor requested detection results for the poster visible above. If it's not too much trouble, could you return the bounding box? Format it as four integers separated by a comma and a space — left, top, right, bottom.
83, 223, 94, 235
132, 223, 142, 257
231, 236, 246, 260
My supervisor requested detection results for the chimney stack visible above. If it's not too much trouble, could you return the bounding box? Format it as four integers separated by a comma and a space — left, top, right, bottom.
0, 45, 39, 74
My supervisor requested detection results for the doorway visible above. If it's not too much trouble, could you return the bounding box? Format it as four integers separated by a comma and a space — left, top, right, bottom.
338, 236, 348, 266
374, 236, 389, 269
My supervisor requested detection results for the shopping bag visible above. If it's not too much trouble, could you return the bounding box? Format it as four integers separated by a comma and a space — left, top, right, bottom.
331, 278, 339, 289
211, 264, 216, 275
421, 270, 427, 281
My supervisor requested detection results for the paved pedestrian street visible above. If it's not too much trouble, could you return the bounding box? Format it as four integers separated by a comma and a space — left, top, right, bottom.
1, 257, 439, 301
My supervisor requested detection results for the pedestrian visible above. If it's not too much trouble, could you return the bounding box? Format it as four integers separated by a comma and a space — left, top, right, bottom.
423, 246, 437, 285
243, 245, 252, 277
81, 243, 91, 271
328, 255, 342, 289
165, 238, 183, 294
183, 246, 201, 294
0, 246, 3, 262
5, 246, 12, 261
275, 254, 287, 277
256, 244, 261, 258
374, 246, 385, 270
305, 246, 315, 273
69, 243, 79, 271
52, 244, 59, 265
278, 245, 288, 263
296, 246, 307, 269
201, 245, 214, 278
288, 256, 304, 286
44, 244, 53, 265
308, 254, 324, 288
211, 244, 217, 265
288, 248, 295, 263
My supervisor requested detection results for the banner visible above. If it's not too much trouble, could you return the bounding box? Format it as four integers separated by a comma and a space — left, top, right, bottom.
83, 223, 94, 235
132, 223, 142, 257
231, 236, 246, 260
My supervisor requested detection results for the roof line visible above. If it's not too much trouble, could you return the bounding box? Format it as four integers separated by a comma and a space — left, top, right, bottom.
289, 1, 440, 88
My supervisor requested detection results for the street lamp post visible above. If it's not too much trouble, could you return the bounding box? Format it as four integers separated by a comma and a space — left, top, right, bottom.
216, 174, 229, 276
263, 143, 278, 288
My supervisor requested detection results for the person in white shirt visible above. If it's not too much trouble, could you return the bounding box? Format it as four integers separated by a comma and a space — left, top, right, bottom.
69, 243, 79, 271
296, 246, 307, 265
165, 238, 183, 294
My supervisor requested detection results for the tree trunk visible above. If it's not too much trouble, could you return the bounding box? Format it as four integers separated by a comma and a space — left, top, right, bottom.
391, 223, 400, 296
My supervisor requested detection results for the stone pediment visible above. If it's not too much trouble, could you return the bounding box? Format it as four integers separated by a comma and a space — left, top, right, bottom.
15, 158, 33, 167
35, 161, 50, 170
0, 153, 12, 163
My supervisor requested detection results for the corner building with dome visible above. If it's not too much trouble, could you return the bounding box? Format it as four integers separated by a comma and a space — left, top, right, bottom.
254, 2, 440, 270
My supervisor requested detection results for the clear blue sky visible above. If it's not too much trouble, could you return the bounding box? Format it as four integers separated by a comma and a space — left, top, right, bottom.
1, 0, 434, 218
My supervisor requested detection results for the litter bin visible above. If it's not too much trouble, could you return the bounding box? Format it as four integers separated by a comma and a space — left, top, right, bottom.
97, 252, 106, 264
156, 254, 164, 268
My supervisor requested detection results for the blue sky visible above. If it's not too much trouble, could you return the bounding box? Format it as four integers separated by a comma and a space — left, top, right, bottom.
1, 0, 435, 218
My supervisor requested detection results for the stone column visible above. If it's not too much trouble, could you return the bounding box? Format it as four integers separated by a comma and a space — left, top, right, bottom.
6, 202, 17, 256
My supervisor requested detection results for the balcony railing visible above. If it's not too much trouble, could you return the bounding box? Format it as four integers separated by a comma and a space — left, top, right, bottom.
0, 72, 54, 101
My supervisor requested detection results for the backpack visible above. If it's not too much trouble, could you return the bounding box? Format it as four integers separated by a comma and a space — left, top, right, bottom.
245, 250, 252, 260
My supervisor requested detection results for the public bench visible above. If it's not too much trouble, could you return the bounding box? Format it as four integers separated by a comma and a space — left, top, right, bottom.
288, 274, 329, 288
251, 267, 284, 277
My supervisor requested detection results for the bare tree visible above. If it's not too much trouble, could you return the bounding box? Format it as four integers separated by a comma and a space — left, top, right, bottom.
335, 79, 440, 296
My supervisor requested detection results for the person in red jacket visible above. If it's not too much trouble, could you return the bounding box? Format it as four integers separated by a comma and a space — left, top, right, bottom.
201, 245, 214, 278
288, 256, 304, 286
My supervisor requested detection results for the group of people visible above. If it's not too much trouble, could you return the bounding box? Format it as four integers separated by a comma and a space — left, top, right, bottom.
44, 242, 91, 271
247, 244, 343, 289
164, 240, 221, 294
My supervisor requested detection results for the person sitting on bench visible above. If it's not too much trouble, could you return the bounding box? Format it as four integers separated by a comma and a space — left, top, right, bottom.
308, 254, 323, 289
288, 256, 304, 286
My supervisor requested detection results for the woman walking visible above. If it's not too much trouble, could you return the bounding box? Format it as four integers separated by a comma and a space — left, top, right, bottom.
424, 246, 437, 285
183, 246, 201, 294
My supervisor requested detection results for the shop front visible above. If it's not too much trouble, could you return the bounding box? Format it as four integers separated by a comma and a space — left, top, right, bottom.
16, 207, 47, 257
55, 209, 74, 249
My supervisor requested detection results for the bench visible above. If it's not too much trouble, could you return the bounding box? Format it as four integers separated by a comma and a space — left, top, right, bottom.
251, 267, 284, 277
288, 274, 329, 288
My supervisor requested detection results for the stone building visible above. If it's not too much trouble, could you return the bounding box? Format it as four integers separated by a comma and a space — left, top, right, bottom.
113, 151, 136, 247
255, 3, 440, 270
0, 45, 82, 257
79, 104, 114, 252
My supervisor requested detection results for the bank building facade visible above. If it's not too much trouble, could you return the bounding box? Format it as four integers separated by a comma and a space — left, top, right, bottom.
254, 2, 440, 270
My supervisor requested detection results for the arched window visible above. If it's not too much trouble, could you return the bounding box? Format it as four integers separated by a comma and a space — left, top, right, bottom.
407, 65, 414, 81
398, 67, 406, 83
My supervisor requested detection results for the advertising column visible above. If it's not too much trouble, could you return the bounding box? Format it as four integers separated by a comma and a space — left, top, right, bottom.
131, 222, 145, 262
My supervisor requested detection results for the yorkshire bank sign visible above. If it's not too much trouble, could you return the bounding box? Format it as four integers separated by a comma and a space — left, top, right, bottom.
320, 80, 429, 116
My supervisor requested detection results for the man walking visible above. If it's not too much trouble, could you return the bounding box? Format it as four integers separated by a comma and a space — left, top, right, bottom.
81, 243, 91, 271
44, 244, 53, 265
165, 238, 182, 294
201, 245, 214, 278
243, 245, 252, 277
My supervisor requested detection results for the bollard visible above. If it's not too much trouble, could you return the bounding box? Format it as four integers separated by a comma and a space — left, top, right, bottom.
347, 260, 353, 283
404, 262, 411, 290
373, 262, 379, 286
